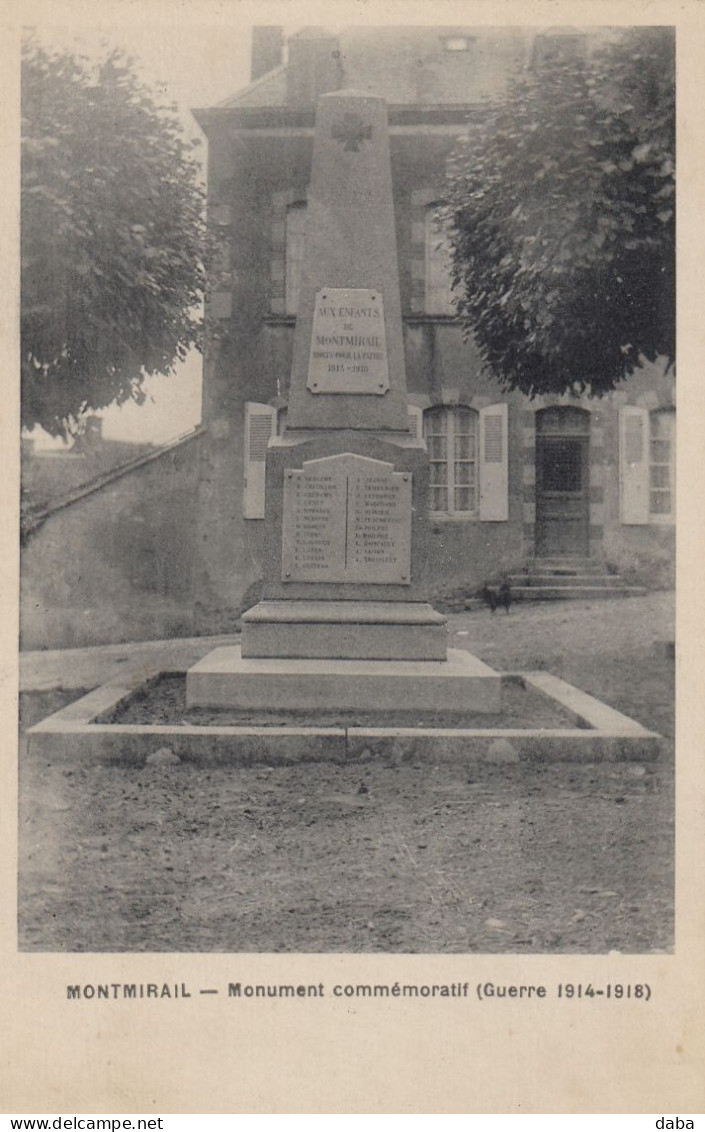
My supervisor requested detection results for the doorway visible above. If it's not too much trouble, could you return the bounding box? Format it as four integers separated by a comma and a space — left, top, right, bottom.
535, 407, 590, 557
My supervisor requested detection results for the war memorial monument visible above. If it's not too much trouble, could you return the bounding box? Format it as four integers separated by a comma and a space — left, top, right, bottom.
187, 89, 502, 714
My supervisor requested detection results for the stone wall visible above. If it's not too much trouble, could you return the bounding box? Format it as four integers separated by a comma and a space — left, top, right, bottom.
21, 431, 204, 650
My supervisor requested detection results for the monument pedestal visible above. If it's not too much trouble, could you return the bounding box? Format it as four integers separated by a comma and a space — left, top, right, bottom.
241, 601, 448, 661
186, 647, 501, 713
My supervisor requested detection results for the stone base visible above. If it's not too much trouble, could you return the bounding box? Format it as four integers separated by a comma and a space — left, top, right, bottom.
241, 600, 448, 660
186, 646, 502, 713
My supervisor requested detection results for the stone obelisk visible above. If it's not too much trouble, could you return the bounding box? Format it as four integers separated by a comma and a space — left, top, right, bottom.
285, 91, 410, 432
187, 91, 501, 712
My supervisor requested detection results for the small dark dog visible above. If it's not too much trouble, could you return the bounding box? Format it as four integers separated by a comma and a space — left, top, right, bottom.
481, 580, 512, 614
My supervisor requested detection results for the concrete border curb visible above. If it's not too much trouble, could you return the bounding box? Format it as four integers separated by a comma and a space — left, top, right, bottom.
25, 666, 662, 765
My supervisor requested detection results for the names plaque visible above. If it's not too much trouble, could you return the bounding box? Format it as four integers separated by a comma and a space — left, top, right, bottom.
282, 453, 411, 584
307, 288, 389, 395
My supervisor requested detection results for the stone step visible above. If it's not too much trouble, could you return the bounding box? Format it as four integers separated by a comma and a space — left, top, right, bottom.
508, 573, 621, 588
508, 585, 647, 602
187, 646, 502, 713
530, 559, 607, 574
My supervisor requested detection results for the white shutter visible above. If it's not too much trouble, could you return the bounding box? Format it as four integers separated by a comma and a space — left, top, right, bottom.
479, 403, 509, 521
407, 404, 424, 440
620, 406, 649, 524
243, 402, 276, 519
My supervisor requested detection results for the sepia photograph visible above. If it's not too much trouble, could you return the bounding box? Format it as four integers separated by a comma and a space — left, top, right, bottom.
6, 0, 705, 1114
17, 19, 677, 958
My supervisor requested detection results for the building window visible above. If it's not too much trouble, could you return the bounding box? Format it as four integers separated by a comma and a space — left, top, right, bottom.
649, 409, 675, 518
425, 406, 478, 515
285, 202, 307, 315
425, 207, 455, 316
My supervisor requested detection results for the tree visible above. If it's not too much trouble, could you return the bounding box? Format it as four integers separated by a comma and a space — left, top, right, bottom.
441, 28, 675, 398
21, 38, 213, 437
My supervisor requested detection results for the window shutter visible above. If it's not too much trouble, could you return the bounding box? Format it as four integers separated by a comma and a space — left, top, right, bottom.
243, 402, 276, 519
479, 403, 509, 521
407, 404, 424, 440
619, 406, 649, 524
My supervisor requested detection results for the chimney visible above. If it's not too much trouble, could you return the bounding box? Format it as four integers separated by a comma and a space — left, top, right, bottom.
286, 27, 342, 106
251, 26, 284, 82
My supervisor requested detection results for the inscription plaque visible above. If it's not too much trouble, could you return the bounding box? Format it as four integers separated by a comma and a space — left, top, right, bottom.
282, 453, 411, 584
307, 288, 389, 395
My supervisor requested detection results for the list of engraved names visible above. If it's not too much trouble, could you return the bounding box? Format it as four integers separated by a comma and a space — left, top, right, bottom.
284, 472, 345, 578
282, 454, 411, 584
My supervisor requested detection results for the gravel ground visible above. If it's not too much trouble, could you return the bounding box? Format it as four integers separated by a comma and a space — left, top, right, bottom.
18, 593, 675, 953
19, 756, 672, 954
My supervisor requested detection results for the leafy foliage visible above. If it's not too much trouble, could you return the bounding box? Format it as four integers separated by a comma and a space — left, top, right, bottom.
441, 28, 675, 397
22, 38, 214, 436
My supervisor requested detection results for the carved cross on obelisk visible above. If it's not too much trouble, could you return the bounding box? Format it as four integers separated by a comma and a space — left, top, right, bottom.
331, 112, 373, 152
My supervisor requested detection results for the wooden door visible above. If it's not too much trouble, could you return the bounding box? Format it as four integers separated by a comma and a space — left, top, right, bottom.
535, 409, 590, 557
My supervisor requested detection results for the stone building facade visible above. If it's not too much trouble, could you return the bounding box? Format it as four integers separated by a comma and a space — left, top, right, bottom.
192, 25, 675, 619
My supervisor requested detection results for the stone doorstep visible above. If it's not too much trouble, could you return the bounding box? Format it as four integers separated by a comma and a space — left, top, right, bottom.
530, 559, 607, 573
241, 600, 448, 660
507, 574, 622, 588
510, 586, 647, 601
186, 646, 502, 712
25, 668, 662, 764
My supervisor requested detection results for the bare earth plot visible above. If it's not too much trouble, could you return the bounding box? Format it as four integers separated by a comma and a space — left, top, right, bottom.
18, 593, 674, 953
